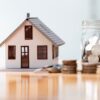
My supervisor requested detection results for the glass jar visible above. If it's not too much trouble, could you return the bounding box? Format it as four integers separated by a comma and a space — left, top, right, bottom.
81, 20, 100, 63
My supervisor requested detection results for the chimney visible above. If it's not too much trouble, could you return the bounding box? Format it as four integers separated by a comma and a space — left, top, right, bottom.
26, 13, 30, 19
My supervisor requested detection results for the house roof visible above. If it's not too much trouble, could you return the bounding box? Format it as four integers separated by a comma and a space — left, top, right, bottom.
28, 18, 65, 46
0, 17, 65, 46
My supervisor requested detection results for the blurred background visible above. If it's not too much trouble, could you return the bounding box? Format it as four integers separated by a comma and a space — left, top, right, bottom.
0, 0, 99, 60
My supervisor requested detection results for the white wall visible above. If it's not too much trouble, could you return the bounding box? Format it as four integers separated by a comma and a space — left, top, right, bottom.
5, 20, 58, 69
0, 45, 6, 69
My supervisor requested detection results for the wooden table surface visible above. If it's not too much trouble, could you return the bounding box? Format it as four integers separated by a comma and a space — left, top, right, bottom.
0, 72, 100, 100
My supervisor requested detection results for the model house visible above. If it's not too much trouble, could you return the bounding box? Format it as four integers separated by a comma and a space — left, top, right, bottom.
0, 14, 65, 69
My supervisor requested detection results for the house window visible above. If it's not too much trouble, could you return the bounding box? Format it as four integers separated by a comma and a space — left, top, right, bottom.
8, 46, 16, 59
37, 45, 48, 59
25, 25, 33, 40
56, 46, 58, 57
52, 45, 59, 59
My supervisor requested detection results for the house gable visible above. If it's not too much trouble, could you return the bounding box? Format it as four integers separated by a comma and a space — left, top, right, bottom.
4, 20, 53, 46
0, 17, 65, 46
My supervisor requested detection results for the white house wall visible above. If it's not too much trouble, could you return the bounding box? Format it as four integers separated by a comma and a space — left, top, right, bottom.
5, 21, 58, 68
0, 44, 6, 69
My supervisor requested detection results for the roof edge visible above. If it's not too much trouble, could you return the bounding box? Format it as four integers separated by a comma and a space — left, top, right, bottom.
0, 20, 27, 46
28, 18, 65, 46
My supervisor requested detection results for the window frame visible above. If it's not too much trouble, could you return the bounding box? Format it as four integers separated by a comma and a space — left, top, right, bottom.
55, 46, 58, 57
37, 45, 48, 60
52, 45, 54, 59
52, 45, 59, 59
25, 25, 33, 40
8, 45, 16, 60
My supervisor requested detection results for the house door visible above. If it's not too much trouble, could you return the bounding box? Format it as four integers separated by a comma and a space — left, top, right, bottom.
21, 46, 29, 68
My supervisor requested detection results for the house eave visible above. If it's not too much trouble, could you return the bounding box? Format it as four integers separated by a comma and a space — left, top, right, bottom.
57, 42, 65, 46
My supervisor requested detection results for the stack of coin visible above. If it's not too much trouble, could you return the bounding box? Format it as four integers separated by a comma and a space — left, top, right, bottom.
82, 63, 97, 74
61, 60, 77, 74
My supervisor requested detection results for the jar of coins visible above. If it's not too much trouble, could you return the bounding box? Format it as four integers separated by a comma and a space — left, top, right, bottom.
81, 20, 100, 63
